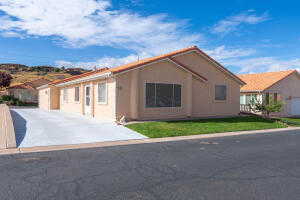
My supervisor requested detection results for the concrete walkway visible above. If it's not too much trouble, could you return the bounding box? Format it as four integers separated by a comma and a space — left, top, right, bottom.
10, 108, 147, 148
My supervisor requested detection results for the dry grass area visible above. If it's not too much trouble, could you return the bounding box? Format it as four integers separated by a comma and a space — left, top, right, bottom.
10, 71, 72, 85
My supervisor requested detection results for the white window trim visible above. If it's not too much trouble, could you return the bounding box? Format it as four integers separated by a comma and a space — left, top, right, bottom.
74, 86, 80, 103
97, 81, 108, 105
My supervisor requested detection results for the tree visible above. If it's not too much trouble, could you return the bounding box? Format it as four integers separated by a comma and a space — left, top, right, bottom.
249, 96, 284, 118
0, 71, 12, 89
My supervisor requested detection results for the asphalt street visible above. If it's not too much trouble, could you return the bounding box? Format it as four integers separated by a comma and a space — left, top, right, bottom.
0, 130, 299, 200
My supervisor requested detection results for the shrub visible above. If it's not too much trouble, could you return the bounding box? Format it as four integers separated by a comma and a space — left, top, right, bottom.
0, 72, 12, 89
250, 96, 284, 118
0, 95, 27, 106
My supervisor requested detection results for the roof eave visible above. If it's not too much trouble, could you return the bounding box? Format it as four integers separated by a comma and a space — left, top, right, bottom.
55, 72, 112, 87
37, 84, 50, 90
241, 90, 263, 93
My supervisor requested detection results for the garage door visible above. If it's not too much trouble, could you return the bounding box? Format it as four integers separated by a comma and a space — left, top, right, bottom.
291, 98, 300, 115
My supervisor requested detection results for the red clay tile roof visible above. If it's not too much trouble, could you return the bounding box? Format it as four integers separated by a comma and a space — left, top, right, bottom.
237, 70, 297, 92
51, 46, 244, 86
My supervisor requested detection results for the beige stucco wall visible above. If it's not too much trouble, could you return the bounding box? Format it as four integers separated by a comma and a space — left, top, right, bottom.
59, 84, 83, 115
265, 73, 300, 116
50, 87, 60, 110
38, 86, 60, 110
93, 78, 117, 121
38, 88, 50, 110
116, 51, 241, 120
58, 78, 116, 121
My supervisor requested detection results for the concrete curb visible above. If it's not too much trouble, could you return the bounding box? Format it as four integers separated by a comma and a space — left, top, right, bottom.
1, 127, 300, 155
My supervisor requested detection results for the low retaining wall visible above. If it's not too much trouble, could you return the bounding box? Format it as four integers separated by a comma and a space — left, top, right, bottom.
0, 104, 16, 149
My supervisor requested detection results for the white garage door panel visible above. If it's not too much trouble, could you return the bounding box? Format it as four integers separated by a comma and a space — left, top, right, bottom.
291, 98, 300, 115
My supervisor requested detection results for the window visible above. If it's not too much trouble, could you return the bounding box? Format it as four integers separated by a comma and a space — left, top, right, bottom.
215, 85, 227, 101
146, 83, 181, 108
98, 82, 107, 103
240, 95, 246, 105
265, 93, 270, 105
63, 88, 68, 102
274, 93, 278, 102
74, 87, 80, 102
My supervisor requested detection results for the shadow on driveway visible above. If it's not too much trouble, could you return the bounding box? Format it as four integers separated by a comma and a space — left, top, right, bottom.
10, 110, 27, 147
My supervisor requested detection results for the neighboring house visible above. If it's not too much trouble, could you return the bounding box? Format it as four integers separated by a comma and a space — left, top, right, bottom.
238, 70, 300, 116
37, 46, 245, 121
7, 78, 51, 103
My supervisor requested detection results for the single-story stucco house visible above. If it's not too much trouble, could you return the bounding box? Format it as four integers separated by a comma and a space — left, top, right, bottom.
7, 78, 51, 103
37, 46, 245, 121
238, 70, 300, 116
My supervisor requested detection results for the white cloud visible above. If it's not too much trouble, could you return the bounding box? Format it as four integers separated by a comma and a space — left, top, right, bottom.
224, 57, 300, 74
55, 45, 255, 69
204, 45, 255, 60
0, 31, 24, 38
212, 10, 269, 34
0, 1, 276, 73
55, 53, 149, 69
0, 0, 203, 56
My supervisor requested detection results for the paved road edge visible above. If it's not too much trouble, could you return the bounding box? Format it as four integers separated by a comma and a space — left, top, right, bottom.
1, 127, 300, 155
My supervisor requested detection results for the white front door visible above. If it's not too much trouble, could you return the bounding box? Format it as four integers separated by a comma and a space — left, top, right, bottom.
291, 98, 300, 116
84, 85, 92, 116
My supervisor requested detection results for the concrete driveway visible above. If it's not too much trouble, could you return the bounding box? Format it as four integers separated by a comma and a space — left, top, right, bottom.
10, 108, 147, 148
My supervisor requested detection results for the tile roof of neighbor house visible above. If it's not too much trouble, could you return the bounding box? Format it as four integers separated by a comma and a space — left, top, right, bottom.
237, 70, 297, 92
8, 78, 51, 90
50, 46, 245, 86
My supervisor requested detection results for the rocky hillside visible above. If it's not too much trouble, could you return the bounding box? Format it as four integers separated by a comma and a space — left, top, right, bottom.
0, 64, 90, 86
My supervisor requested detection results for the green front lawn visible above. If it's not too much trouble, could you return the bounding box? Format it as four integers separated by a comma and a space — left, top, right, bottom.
126, 116, 287, 138
279, 118, 300, 126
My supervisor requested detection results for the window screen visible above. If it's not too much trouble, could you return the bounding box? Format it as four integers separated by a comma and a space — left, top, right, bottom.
156, 84, 173, 107
74, 87, 80, 102
215, 85, 227, 101
98, 83, 107, 103
146, 83, 181, 108
146, 83, 156, 107
174, 84, 181, 107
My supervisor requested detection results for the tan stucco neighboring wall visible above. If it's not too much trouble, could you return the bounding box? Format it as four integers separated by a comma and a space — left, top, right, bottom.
9, 88, 38, 103
265, 73, 300, 116
116, 52, 241, 120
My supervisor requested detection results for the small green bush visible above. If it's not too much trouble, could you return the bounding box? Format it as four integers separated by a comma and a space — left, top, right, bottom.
0, 95, 28, 106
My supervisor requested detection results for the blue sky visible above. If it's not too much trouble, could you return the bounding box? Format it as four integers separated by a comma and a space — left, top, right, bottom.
0, 0, 299, 74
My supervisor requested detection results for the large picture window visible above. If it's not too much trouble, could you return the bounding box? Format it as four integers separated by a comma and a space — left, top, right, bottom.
215, 85, 227, 101
98, 82, 107, 103
146, 83, 181, 108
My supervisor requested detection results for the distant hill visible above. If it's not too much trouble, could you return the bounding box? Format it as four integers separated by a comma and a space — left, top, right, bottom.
0, 64, 91, 86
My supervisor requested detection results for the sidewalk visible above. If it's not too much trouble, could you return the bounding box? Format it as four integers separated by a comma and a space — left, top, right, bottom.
1, 127, 300, 155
